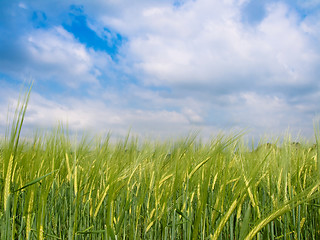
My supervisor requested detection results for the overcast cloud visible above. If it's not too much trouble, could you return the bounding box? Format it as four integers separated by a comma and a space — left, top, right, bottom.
1, 0, 320, 142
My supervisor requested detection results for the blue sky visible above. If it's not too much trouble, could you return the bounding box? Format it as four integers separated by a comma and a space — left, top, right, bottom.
1, 0, 320, 141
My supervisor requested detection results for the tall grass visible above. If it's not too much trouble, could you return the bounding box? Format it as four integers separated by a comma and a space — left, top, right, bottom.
1, 86, 320, 239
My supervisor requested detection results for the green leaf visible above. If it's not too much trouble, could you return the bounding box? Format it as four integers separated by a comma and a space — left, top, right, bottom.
13, 171, 55, 192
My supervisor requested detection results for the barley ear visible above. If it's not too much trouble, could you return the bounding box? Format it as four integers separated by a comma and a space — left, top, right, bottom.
4, 154, 14, 212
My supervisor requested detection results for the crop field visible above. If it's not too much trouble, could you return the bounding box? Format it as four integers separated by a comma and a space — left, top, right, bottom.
1, 88, 320, 239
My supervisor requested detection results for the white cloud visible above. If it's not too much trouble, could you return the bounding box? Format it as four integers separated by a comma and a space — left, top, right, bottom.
1, 0, 320, 142
254, 3, 317, 84
25, 26, 104, 88
225, 91, 316, 138
130, 1, 314, 88
2, 90, 193, 140
182, 107, 203, 124
79, 0, 316, 94
18, 2, 28, 9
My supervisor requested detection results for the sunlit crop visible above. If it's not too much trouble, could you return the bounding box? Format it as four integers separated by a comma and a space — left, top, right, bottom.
1, 85, 320, 239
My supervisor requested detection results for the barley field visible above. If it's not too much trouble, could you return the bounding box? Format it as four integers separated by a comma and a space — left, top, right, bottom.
1, 87, 320, 239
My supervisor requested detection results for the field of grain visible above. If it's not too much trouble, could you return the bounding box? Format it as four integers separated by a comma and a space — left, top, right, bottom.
1, 88, 320, 239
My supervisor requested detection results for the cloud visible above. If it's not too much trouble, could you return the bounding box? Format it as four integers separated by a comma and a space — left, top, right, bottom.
0, 25, 119, 92
103, 0, 320, 138
0, 2, 120, 91
23, 92, 196, 140
117, 1, 318, 93
1, 0, 320, 142
26, 27, 101, 86
0, 84, 197, 140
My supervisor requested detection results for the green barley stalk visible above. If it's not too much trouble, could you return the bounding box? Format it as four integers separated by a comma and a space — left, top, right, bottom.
3, 83, 32, 211
244, 181, 320, 240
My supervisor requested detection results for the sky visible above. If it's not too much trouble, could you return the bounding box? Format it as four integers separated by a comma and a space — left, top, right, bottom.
1, 0, 320, 142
